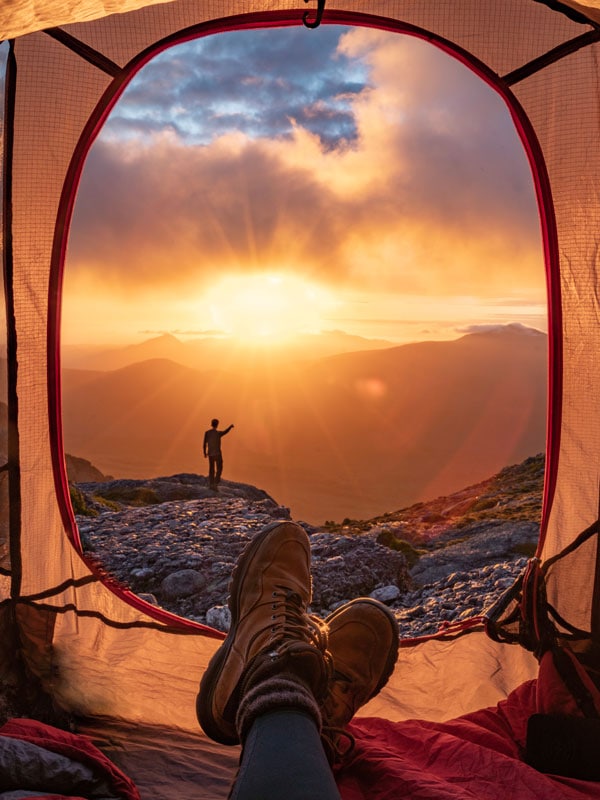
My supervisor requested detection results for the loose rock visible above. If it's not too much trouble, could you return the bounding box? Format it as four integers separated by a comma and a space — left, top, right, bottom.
75, 472, 537, 639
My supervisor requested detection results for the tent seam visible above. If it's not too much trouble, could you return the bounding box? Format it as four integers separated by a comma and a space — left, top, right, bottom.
43, 27, 121, 76
534, 0, 600, 27
17, 574, 99, 602
503, 28, 600, 85
12, 598, 226, 637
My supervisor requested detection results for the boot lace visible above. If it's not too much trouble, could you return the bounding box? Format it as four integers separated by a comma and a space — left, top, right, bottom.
268, 585, 329, 655
320, 668, 359, 763
322, 668, 359, 721
321, 723, 356, 764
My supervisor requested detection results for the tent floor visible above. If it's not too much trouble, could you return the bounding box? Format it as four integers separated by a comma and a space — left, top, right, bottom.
67, 678, 600, 800
78, 717, 240, 800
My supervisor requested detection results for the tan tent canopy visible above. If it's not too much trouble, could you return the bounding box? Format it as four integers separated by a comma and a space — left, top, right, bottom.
5, 0, 600, 39
4, 0, 600, 796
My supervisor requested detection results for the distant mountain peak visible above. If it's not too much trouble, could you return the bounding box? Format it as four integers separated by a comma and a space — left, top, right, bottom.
460, 322, 546, 338
136, 332, 182, 345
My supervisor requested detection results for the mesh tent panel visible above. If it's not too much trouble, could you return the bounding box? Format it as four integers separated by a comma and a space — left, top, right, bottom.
4, 0, 600, 38
10, 32, 114, 599
509, 44, 600, 624
58, 0, 585, 76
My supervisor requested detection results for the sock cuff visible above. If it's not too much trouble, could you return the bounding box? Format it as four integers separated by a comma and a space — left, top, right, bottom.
236, 673, 322, 743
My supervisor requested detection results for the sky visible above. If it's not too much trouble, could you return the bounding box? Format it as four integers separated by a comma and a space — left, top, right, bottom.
62, 24, 547, 347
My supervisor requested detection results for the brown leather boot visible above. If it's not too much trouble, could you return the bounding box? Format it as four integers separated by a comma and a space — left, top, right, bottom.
196, 521, 331, 745
322, 598, 399, 737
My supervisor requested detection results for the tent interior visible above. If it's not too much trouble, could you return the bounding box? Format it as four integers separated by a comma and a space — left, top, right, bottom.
4, 0, 600, 797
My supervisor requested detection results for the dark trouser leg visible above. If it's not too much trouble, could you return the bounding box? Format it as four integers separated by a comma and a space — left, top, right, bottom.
228, 710, 342, 800
215, 454, 223, 483
208, 456, 216, 487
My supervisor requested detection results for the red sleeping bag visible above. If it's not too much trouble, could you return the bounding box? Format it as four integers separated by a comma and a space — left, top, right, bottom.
337, 652, 600, 799
0, 717, 141, 800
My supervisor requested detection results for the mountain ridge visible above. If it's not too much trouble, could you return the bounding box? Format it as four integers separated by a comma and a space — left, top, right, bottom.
63, 325, 546, 522
0, 324, 548, 523
62, 329, 397, 372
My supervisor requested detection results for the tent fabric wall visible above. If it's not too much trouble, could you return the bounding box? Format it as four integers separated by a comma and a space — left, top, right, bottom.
511, 37, 600, 617
3, 0, 600, 39
3, 0, 600, 740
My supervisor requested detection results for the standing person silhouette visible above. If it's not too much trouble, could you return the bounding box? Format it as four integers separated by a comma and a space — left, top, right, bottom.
203, 418, 234, 490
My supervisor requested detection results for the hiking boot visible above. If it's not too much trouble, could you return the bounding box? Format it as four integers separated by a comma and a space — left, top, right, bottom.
196, 520, 331, 745
322, 598, 399, 733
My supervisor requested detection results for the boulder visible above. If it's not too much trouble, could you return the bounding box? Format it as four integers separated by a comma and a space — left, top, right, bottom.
206, 605, 231, 632
161, 569, 206, 599
311, 536, 411, 610
370, 585, 401, 604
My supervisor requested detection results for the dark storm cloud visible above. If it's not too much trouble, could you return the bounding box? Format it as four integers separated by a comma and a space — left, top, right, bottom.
103, 26, 367, 147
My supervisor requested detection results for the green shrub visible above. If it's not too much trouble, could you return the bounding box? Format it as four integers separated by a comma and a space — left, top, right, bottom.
376, 530, 423, 567
92, 494, 121, 511
69, 485, 97, 517
99, 487, 161, 506
393, 539, 424, 568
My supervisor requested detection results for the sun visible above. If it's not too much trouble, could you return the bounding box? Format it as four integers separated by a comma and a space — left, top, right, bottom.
204, 272, 337, 343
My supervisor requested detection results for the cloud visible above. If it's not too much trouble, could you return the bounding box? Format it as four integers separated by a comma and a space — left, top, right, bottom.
67, 27, 544, 300
69, 131, 347, 289
103, 26, 367, 147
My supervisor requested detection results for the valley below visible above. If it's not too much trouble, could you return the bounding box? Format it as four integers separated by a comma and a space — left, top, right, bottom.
55, 324, 547, 523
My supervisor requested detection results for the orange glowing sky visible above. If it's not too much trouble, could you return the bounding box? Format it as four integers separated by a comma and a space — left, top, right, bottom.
63, 26, 546, 348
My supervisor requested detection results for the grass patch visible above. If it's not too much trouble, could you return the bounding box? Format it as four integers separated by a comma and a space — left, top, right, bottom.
471, 497, 497, 512
454, 516, 477, 529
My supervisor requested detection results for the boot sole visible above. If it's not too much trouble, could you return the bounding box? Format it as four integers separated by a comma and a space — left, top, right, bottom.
196, 520, 307, 744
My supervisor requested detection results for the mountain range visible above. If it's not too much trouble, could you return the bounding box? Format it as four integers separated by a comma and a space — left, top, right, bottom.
61, 324, 547, 522
61, 329, 395, 372
0, 325, 547, 523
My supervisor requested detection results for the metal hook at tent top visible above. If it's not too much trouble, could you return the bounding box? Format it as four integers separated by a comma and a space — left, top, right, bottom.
302, 0, 326, 29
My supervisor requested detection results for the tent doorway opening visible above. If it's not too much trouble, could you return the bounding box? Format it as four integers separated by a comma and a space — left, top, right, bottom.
59, 22, 547, 631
